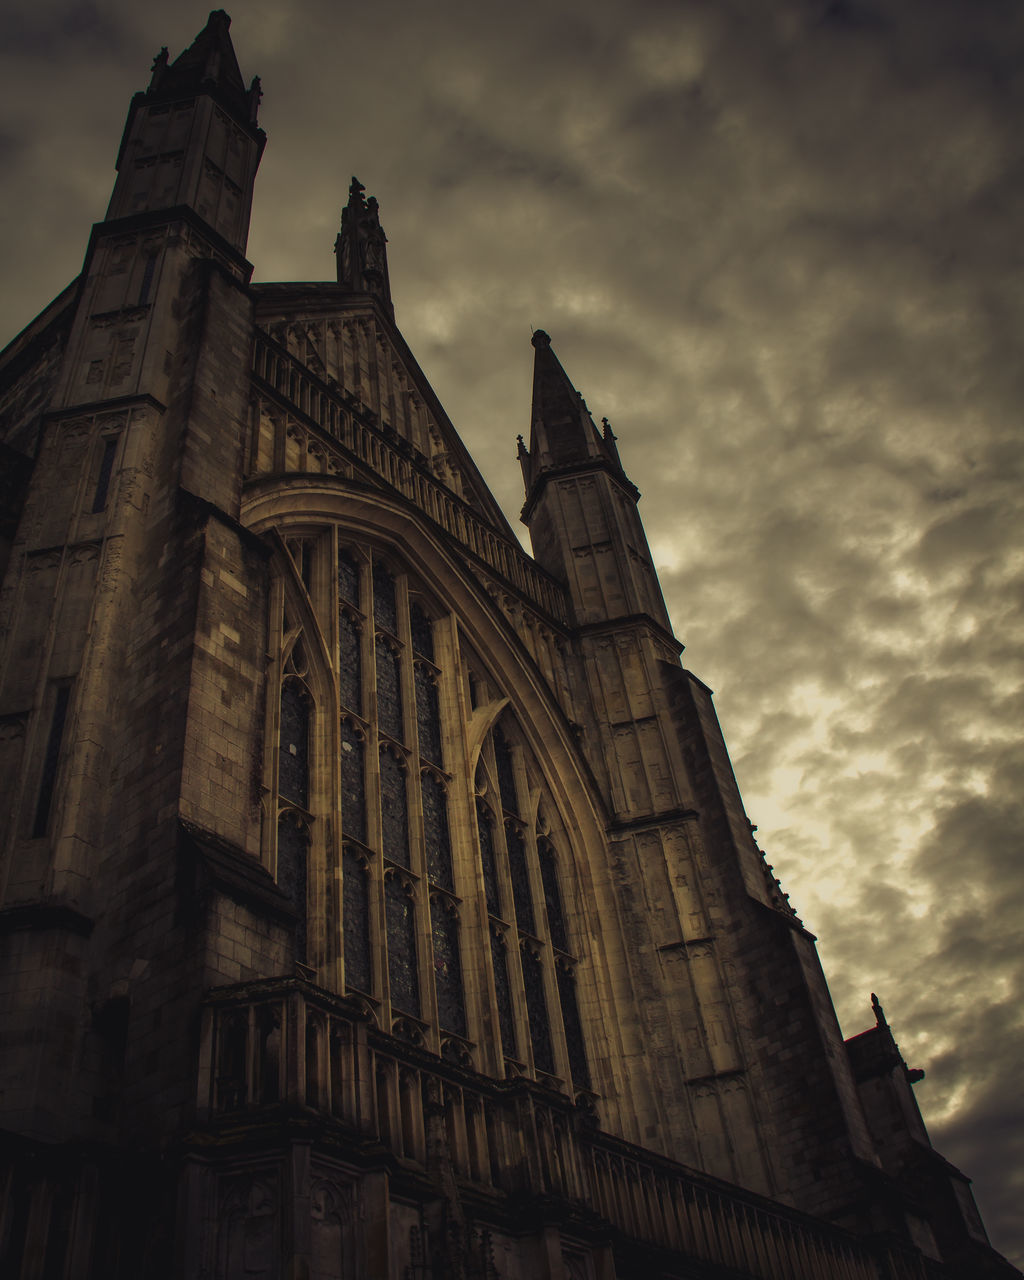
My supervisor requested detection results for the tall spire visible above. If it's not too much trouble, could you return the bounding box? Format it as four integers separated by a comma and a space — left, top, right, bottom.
145, 10, 261, 125
520, 330, 628, 500
335, 177, 393, 316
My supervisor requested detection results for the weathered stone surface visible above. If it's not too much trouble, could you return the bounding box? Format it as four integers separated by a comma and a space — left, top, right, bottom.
0, 13, 1015, 1280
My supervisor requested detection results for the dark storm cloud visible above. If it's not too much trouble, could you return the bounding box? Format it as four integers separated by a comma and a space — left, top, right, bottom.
5, 0, 132, 56
1, 0, 1022, 1263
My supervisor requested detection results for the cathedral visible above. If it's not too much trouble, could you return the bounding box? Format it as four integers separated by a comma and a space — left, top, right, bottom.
0, 12, 1017, 1279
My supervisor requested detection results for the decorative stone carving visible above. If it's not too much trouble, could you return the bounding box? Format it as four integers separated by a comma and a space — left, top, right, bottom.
215, 1173, 279, 1280
310, 1179, 352, 1280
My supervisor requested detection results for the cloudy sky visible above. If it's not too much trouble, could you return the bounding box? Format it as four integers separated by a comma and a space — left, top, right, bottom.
2, 0, 1022, 1264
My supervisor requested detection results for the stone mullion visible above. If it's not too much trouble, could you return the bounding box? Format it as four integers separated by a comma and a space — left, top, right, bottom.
387, 571, 433, 1042
491, 816, 533, 1076
263, 575, 288, 878
354, 549, 391, 1020
320, 533, 344, 990
516, 811, 567, 1083
441, 617, 501, 1072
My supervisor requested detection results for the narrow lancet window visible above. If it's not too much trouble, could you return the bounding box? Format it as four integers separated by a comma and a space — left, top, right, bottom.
372, 559, 398, 634
431, 896, 466, 1037
338, 611, 362, 713
343, 846, 371, 993
522, 944, 555, 1075
277, 813, 309, 961
538, 840, 568, 952
91, 438, 118, 513
493, 725, 518, 816
490, 928, 517, 1059
410, 602, 434, 660
414, 663, 442, 764
385, 872, 420, 1016
557, 961, 590, 1088
422, 772, 453, 890
340, 718, 366, 843
138, 251, 157, 306
380, 749, 409, 867
338, 548, 360, 606
476, 800, 501, 917
506, 823, 535, 935
279, 680, 310, 808
33, 684, 71, 838
375, 636, 403, 742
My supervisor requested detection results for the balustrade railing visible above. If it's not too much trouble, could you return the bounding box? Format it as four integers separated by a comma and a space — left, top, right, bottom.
250, 330, 569, 628
198, 978, 922, 1280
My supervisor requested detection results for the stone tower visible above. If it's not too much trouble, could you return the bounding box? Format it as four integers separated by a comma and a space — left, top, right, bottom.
0, 13, 1016, 1280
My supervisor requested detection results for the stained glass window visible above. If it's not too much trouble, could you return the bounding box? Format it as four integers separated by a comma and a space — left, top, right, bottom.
339, 719, 366, 843
490, 929, 516, 1059
477, 800, 501, 917
410, 602, 434, 660
493, 725, 518, 815
557, 962, 590, 1088
279, 679, 309, 808
277, 814, 309, 961
338, 548, 360, 605
414, 664, 442, 764
343, 846, 371, 993
386, 873, 420, 1016
338, 612, 361, 713
538, 840, 568, 953
506, 823, 535, 935
422, 773, 453, 890
380, 750, 409, 867
431, 896, 466, 1036
373, 559, 398, 634
375, 636, 403, 742
522, 944, 555, 1075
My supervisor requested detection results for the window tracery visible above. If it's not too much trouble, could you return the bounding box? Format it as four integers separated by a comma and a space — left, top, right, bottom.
505, 821, 536, 936
385, 871, 420, 1018
372, 558, 397, 634
339, 718, 366, 844
278, 678, 310, 808
521, 941, 555, 1075
490, 926, 517, 1059
338, 611, 361, 713
422, 771, 453, 891
475, 798, 501, 917
493, 724, 518, 816
430, 894, 466, 1037
379, 747, 409, 867
265, 531, 592, 1095
277, 812, 309, 962
342, 846, 371, 993
414, 662, 442, 764
538, 839, 568, 952
375, 636, 403, 742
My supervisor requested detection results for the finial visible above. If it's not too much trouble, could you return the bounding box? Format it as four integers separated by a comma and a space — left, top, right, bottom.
348, 176, 366, 206
531, 329, 551, 349
247, 75, 263, 123
601, 416, 617, 441
870, 993, 887, 1027
149, 45, 169, 91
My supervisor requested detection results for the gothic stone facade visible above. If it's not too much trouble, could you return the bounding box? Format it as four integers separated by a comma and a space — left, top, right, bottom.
0, 13, 1016, 1280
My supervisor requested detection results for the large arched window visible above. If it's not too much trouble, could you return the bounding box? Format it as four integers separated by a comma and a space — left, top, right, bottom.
264, 531, 592, 1095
